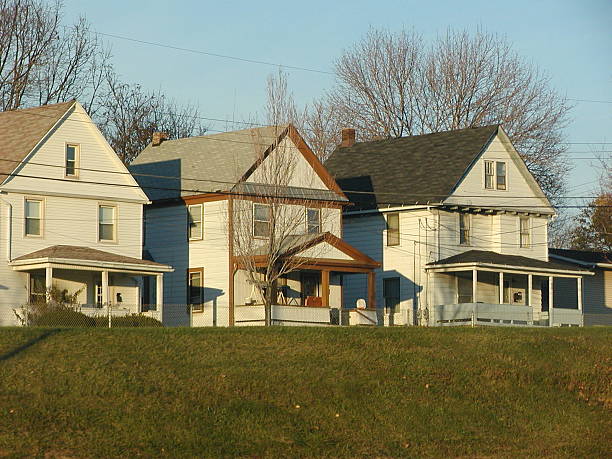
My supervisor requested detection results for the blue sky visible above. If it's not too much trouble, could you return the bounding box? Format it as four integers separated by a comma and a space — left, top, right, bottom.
64, 0, 611, 205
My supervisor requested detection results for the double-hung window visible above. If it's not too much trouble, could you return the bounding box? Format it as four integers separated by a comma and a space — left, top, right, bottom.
306, 208, 321, 234
253, 203, 271, 238
484, 161, 495, 189
386, 213, 400, 246
25, 199, 42, 237
188, 204, 203, 240
98, 205, 116, 242
496, 161, 507, 190
459, 213, 470, 245
484, 160, 507, 190
65, 144, 79, 177
188, 269, 203, 311
519, 216, 530, 248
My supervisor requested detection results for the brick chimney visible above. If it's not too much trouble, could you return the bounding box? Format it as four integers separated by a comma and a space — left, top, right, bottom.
152, 132, 169, 146
340, 128, 356, 148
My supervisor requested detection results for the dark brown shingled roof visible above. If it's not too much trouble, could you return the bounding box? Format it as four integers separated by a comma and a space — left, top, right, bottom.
324, 125, 499, 209
549, 248, 612, 266
0, 100, 75, 183
427, 250, 589, 273
13, 245, 169, 269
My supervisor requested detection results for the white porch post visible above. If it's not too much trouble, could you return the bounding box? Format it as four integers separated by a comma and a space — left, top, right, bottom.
527, 274, 532, 307
472, 269, 478, 303
45, 266, 53, 293
548, 276, 554, 327
101, 270, 109, 305
577, 277, 583, 326
498, 272, 504, 304
156, 274, 164, 321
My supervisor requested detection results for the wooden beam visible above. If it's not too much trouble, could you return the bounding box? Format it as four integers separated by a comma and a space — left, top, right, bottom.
321, 270, 330, 307
367, 271, 376, 309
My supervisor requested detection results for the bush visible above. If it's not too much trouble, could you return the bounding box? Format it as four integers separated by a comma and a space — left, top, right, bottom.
31, 309, 96, 327
99, 314, 163, 328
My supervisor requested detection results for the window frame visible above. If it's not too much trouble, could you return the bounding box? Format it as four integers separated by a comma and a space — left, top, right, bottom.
483, 160, 508, 191
253, 203, 271, 238
519, 216, 530, 248
98, 204, 117, 243
188, 268, 204, 312
386, 212, 400, 246
459, 213, 471, 246
24, 197, 43, 238
496, 161, 507, 190
484, 160, 495, 189
306, 207, 321, 234
188, 204, 204, 241
383, 277, 401, 313
65, 143, 80, 178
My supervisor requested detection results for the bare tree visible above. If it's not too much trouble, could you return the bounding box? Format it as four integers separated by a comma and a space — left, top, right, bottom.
98, 74, 206, 164
310, 28, 572, 201
0, 0, 109, 112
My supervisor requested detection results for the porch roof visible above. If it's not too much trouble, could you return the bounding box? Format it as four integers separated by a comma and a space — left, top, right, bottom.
11, 245, 174, 274
426, 250, 591, 277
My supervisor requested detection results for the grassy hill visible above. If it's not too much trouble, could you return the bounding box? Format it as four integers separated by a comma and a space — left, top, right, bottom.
0, 327, 610, 458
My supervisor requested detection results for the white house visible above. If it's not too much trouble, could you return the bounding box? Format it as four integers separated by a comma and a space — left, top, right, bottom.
130, 125, 379, 326
0, 101, 172, 325
325, 126, 590, 326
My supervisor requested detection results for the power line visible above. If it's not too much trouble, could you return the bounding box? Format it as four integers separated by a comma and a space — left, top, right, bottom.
96, 31, 335, 76
566, 98, 612, 104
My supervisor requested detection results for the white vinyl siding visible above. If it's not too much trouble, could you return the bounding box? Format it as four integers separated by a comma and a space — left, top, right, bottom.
98, 205, 116, 242
25, 199, 42, 236
188, 204, 203, 240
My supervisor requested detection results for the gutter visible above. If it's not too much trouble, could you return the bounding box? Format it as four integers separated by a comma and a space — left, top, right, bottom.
0, 195, 11, 261
10, 257, 174, 273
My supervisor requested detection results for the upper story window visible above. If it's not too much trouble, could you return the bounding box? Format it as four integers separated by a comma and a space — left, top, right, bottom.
253, 203, 271, 238
459, 213, 471, 245
386, 213, 400, 246
25, 199, 42, 237
98, 205, 116, 242
519, 216, 530, 248
65, 144, 79, 177
188, 204, 203, 240
484, 160, 507, 190
306, 208, 321, 234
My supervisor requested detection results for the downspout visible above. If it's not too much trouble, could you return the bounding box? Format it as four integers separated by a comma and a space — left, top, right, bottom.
0, 196, 12, 261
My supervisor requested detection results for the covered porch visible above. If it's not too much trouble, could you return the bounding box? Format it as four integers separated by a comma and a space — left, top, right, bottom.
11, 245, 173, 321
233, 232, 381, 326
426, 250, 591, 327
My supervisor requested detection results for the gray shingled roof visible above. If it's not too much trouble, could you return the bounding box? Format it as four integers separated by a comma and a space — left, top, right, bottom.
129, 126, 287, 201
324, 125, 499, 209
549, 248, 612, 266
233, 182, 347, 203
427, 250, 589, 273
249, 233, 323, 257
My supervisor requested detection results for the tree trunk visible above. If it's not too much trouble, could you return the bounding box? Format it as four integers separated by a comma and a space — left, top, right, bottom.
263, 280, 277, 326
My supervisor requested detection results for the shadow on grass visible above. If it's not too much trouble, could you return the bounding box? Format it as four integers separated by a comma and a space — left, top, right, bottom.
0, 328, 60, 361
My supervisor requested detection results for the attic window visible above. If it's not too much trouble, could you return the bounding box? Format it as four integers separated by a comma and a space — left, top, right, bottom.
496, 162, 507, 190
65, 144, 79, 177
484, 160, 507, 190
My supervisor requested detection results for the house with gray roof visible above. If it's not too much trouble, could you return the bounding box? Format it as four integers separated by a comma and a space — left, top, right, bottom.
0, 101, 172, 326
130, 125, 379, 326
325, 125, 590, 326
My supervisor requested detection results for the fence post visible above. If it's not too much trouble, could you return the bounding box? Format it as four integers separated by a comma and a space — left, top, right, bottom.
108, 302, 112, 328
471, 304, 477, 327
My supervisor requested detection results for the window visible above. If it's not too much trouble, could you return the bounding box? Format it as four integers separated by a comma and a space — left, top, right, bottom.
65, 144, 79, 177
383, 277, 400, 313
520, 216, 530, 248
188, 269, 203, 311
496, 161, 507, 190
188, 204, 203, 240
98, 205, 116, 241
29, 274, 46, 303
25, 199, 42, 236
386, 213, 399, 246
253, 203, 271, 238
306, 208, 321, 234
459, 213, 470, 245
484, 161, 494, 189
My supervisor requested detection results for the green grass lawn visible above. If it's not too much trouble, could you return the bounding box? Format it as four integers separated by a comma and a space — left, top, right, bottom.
0, 327, 610, 458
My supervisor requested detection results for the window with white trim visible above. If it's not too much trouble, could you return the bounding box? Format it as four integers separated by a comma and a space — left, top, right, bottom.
253, 203, 271, 238
484, 160, 494, 189
520, 216, 530, 248
65, 144, 79, 177
25, 199, 42, 236
459, 213, 470, 245
306, 208, 321, 234
386, 213, 400, 246
98, 205, 116, 241
484, 160, 507, 190
496, 161, 507, 190
188, 204, 203, 240
188, 269, 203, 311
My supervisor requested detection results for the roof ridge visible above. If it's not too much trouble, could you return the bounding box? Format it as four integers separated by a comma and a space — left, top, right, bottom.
0, 99, 75, 116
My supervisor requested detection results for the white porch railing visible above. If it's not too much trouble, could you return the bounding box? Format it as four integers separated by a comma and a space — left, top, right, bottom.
235, 304, 340, 326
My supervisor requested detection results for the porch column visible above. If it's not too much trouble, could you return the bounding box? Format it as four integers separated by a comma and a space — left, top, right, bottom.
498, 272, 504, 304
321, 270, 330, 307
156, 274, 164, 318
472, 269, 478, 303
548, 276, 554, 327
367, 271, 376, 309
45, 266, 53, 292
101, 270, 109, 306
577, 276, 583, 312
527, 274, 532, 307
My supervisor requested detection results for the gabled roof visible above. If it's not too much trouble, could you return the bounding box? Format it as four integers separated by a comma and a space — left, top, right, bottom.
130, 124, 347, 203
426, 249, 590, 275
324, 125, 500, 209
0, 100, 76, 182
549, 248, 612, 268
